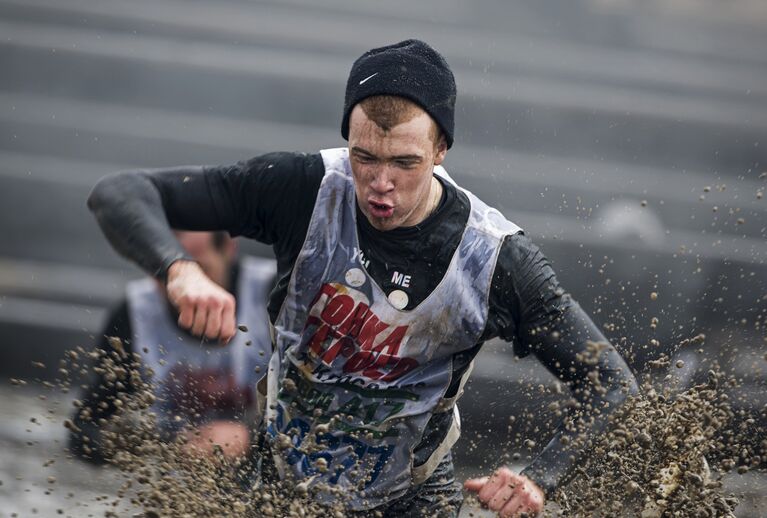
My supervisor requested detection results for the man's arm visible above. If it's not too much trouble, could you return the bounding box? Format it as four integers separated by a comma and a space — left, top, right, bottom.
87, 152, 323, 340
520, 297, 639, 494
503, 235, 639, 495
88, 166, 206, 279
466, 233, 639, 516
88, 164, 244, 342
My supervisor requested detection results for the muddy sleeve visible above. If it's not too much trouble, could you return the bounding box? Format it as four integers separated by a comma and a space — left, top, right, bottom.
492, 234, 639, 497
87, 152, 323, 278
68, 302, 134, 464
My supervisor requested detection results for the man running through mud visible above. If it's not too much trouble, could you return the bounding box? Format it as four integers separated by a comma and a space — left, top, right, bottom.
88, 39, 638, 518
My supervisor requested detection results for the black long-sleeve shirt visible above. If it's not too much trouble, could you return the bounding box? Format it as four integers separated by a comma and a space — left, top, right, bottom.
87, 151, 638, 496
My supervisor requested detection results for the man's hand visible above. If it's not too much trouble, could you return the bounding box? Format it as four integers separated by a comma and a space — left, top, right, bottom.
464, 467, 544, 517
166, 260, 236, 343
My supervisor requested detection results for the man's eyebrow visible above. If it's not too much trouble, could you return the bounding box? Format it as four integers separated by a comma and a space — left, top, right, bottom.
351, 147, 422, 161
351, 146, 376, 157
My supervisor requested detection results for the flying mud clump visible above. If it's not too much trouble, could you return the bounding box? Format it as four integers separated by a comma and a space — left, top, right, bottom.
552, 367, 748, 517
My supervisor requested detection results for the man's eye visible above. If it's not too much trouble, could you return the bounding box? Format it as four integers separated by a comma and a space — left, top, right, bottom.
396, 161, 416, 168
356, 155, 375, 164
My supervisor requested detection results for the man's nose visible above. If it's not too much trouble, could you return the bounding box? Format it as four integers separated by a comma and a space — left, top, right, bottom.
370, 165, 394, 193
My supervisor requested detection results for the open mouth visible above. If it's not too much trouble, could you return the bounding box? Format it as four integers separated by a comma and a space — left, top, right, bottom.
368, 200, 394, 218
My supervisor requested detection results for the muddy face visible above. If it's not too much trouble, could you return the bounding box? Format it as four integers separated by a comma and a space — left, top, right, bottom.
347, 105, 447, 232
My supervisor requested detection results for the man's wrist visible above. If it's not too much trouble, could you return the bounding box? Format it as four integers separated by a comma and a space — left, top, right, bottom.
157, 254, 196, 283
520, 465, 556, 499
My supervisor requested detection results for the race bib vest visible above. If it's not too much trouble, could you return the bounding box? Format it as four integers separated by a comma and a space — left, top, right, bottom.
267, 147, 521, 510
127, 256, 275, 437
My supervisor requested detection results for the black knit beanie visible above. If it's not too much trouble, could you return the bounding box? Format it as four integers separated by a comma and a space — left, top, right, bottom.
341, 39, 457, 148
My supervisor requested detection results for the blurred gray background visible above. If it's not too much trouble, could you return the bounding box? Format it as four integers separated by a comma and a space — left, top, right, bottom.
0, 0, 766, 515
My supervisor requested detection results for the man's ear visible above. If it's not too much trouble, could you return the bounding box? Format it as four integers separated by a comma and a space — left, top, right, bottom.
433, 136, 448, 166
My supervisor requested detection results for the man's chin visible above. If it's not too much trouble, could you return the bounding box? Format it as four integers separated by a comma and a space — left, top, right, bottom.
364, 212, 400, 231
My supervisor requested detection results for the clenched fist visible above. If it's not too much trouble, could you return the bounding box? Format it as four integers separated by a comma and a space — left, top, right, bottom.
166, 260, 237, 343
464, 467, 544, 517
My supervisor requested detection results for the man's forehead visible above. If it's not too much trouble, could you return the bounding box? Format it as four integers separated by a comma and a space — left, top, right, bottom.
360, 96, 424, 123
349, 106, 434, 140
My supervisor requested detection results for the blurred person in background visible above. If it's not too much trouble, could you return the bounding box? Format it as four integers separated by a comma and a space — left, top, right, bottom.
68, 231, 275, 463
87, 40, 638, 517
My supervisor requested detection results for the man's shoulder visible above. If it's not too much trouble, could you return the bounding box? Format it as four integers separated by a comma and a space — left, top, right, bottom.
239, 151, 325, 180
466, 192, 523, 239
493, 231, 546, 278
218, 151, 328, 247
498, 231, 536, 260
228, 151, 327, 220
440, 169, 522, 239
501, 230, 531, 248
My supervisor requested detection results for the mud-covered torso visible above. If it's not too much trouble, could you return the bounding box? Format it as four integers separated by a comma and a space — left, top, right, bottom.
266, 147, 520, 509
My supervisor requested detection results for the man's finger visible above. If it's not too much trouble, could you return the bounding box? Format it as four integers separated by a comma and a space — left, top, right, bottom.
478, 470, 509, 503
463, 477, 488, 492
204, 303, 223, 341
191, 304, 209, 337
500, 493, 524, 518
487, 479, 515, 512
219, 298, 236, 344
178, 303, 194, 330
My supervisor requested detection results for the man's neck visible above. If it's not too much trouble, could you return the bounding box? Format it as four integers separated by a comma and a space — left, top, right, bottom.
408, 175, 443, 228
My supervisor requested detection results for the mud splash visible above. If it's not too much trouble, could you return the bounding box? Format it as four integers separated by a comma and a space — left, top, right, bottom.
553, 370, 743, 517
65, 338, 348, 517
9, 334, 765, 517
460, 338, 764, 517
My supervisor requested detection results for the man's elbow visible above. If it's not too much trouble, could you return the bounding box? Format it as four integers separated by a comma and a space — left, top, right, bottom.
87, 170, 141, 213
